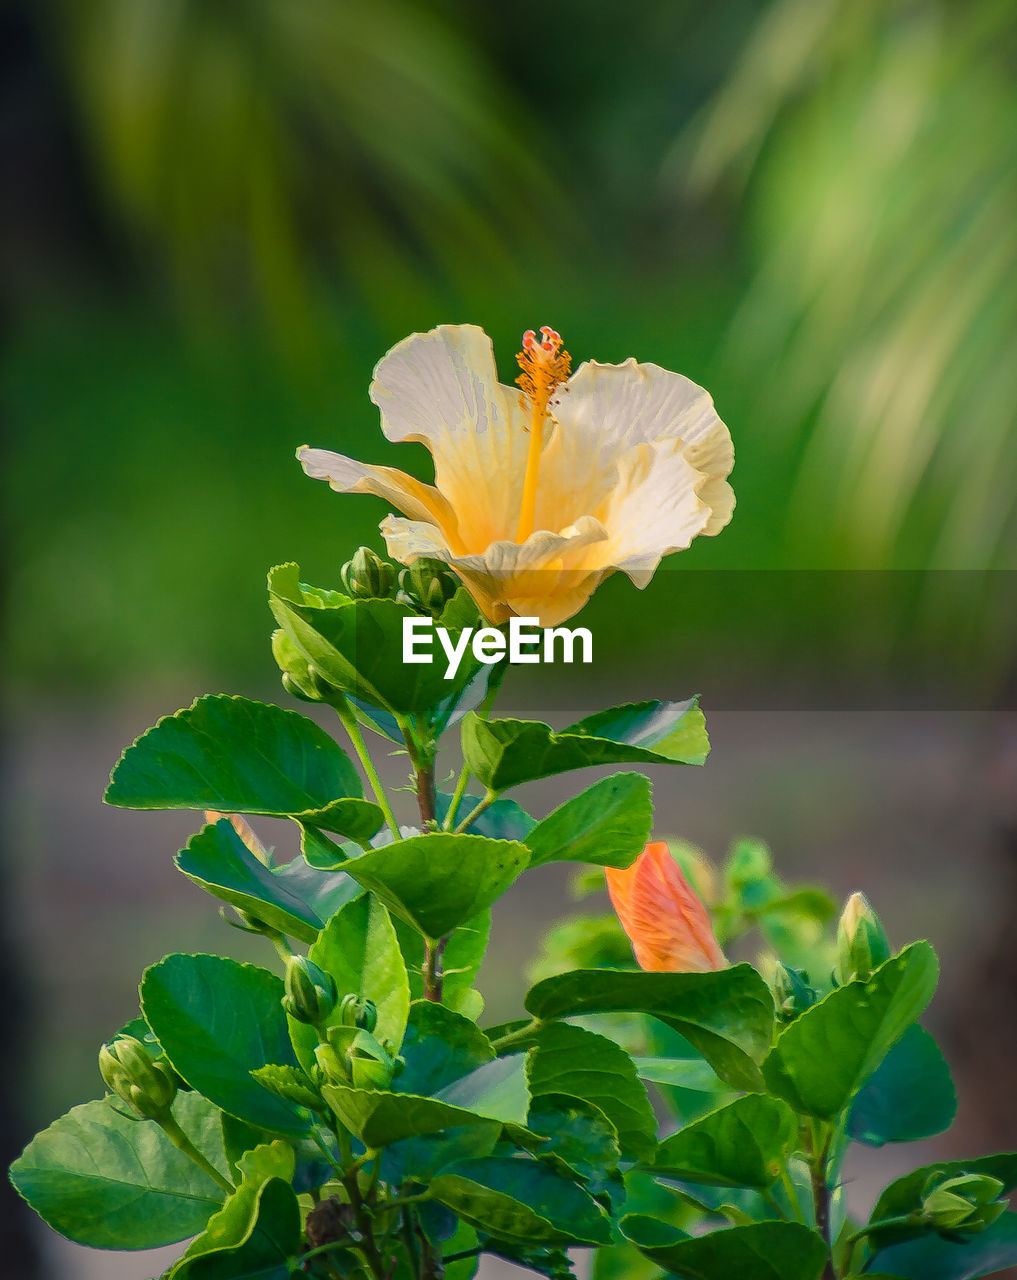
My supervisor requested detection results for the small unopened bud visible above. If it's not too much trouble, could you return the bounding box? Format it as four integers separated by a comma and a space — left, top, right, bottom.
341, 548, 396, 600
922, 1173, 1008, 1236
281, 671, 320, 703
770, 962, 817, 1022
338, 993, 378, 1032
283, 956, 338, 1027
347, 1030, 401, 1091
396, 558, 457, 616
726, 838, 772, 889
99, 1036, 177, 1120
836, 892, 891, 984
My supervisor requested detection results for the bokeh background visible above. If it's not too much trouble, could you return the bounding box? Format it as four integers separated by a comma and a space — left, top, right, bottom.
3, 0, 1017, 1276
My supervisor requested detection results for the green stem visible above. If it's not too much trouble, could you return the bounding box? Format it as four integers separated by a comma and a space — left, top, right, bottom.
445, 657, 506, 831
779, 1162, 806, 1224
311, 1126, 347, 1179
374, 1192, 432, 1217
443, 763, 472, 832
842, 1214, 917, 1250
335, 699, 401, 839
158, 1113, 234, 1195
453, 791, 496, 835
490, 1019, 545, 1054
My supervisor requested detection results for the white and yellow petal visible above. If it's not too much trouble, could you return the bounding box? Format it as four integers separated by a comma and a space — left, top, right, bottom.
297, 447, 464, 550
369, 325, 536, 554
536, 357, 734, 541
380, 513, 608, 627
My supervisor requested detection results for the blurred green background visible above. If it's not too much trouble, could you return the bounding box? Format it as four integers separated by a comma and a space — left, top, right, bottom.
3, 0, 1017, 1276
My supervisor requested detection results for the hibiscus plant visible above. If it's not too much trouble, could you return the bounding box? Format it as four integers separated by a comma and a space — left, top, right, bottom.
10, 327, 1017, 1280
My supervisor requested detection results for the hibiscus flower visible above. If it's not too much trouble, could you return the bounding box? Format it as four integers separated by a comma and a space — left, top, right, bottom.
299, 323, 734, 627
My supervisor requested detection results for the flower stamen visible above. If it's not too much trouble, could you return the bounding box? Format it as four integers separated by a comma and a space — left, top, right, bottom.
515, 326, 571, 541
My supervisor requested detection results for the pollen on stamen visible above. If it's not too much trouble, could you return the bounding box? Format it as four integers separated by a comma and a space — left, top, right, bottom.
516, 324, 571, 414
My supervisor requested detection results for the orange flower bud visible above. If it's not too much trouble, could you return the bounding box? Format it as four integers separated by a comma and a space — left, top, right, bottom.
606, 841, 727, 973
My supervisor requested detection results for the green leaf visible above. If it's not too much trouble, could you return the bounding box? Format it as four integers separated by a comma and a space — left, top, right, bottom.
323, 1052, 528, 1147
9, 1092, 228, 1249
870, 1211, 1017, 1279
435, 791, 536, 841
524, 965, 775, 1092
106, 695, 378, 838
270, 588, 480, 717
341, 833, 529, 941
620, 1216, 827, 1280
395, 1002, 494, 1095
847, 1023, 957, 1146
141, 954, 308, 1136
763, 943, 940, 1119
395, 910, 491, 1011
523, 1094, 621, 1192
268, 563, 351, 611
634, 1057, 724, 1093
461, 698, 708, 793
176, 820, 362, 944
249, 1066, 323, 1112
178, 1141, 295, 1266
523, 773, 653, 869
321, 1087, 498, 1149
526, 1022, 656, 1159
382, 1005, 501, 1183
289, 896, 409, 1076
651, 1094, 798, 1189
431, 1156, 613, 1245
170, 1177, 300, 1280
436, 1054, 530, 1125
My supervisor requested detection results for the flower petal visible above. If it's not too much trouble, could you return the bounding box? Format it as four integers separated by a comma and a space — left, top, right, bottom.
369, 324, 534, 552
380, 513, 608, 627
535, 358, 734, 540
297, 447, 461, 544
580, 438, 730, 585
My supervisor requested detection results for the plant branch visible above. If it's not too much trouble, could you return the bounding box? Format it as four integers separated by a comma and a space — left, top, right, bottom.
808, 1121, 836, 1280
423, 936, 447, 1003
415, 761, 437, 829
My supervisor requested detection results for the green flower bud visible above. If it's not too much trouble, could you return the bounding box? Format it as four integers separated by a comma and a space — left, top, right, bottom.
337, 993, 378, 1032
396, 558, 457, 616
281, 671, 321, 703
835, 892, 891, 984
726, 838, 772, 889
314, 1042, 349, 1085
341, 548, 396, 600
770, 962, 817, 1022
283, 956, 338, 1027
922, 1173, 1008, 1235
347, 1030, 399, 1091
99, 1036, 177, 1120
